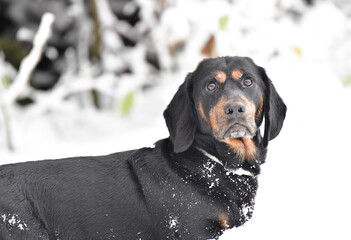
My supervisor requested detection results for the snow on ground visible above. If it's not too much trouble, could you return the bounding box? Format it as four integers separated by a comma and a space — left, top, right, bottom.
1, 0, 351, 239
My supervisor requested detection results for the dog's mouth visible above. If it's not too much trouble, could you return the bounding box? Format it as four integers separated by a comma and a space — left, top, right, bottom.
223, 124, 254, 140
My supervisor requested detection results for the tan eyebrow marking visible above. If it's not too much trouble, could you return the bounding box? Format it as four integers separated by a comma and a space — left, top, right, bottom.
214, 71, 227, 83
232, 69, 243, 80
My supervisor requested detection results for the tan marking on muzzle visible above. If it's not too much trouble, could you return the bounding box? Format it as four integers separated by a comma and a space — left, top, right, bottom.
232, 69, 243, 80
235, 96, 256, 131
233, 96, 255, 116
209, 97, 227, 133
215, 71, 227, 83
210, 96, 257, 162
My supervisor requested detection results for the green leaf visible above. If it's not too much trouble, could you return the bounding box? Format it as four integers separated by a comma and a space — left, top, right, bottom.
219, 15, 229, 30
1, 75, 12, 88
0, 37, 28, 69
342, 75, 351, 87
120, 91, 135, 115
293, 46, 302, 57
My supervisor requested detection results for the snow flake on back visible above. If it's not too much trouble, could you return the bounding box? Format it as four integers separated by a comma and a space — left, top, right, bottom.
54, 230, 62, 240
202, 160, 220, 188
168, 215, 179, 229
166, 214, 182, 239
136, 231, 143, 240
202, 161, 215, 177
208, 178, 220, 189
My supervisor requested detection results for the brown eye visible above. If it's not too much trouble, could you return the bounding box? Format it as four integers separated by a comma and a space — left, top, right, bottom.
243, 78, 253, 87
207, 82, 216, 91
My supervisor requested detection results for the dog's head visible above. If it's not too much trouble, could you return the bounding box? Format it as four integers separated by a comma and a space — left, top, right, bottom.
164, 56, 286, 161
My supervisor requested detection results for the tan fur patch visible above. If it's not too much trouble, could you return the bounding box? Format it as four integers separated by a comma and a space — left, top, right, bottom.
225, 139, 246, 160
215, 71, 227, 83
232, 69, 243, 80
256, 95, 264, 117
218, 212, 232, 229
226, 138, 256, 162
209, 97, 227, 133
198, 100, 209, 123
242, 138, 256, 162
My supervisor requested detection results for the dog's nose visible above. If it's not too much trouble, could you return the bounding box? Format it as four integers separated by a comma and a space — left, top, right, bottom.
224, 102, 246, 118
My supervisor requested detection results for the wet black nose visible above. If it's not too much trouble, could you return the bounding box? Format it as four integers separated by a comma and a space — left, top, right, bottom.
224, 102, 246, 118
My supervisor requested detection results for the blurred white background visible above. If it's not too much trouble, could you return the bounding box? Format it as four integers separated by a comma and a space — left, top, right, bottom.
0, 0, 351, 239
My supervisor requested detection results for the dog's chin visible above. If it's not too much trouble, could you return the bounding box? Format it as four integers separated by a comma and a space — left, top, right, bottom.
223, 124, 254, 140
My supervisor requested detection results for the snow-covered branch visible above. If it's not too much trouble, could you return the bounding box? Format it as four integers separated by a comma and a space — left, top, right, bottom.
0, 12, 55, 151
4, 13, 55, 105
0, 82, 13, 151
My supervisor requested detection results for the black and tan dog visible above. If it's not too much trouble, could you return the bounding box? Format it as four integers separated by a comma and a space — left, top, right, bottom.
0, 56, 286, 240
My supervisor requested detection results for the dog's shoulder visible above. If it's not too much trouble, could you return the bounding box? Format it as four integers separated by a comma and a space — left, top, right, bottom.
127, 138, 173, 176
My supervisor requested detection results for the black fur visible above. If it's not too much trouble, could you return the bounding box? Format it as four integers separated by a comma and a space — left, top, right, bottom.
164, 73, 197, 153
0, 56, 286, 240
259, 67, 287, 148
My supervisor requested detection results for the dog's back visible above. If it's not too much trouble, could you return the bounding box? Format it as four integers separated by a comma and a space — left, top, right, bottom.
0, 149, 158, 239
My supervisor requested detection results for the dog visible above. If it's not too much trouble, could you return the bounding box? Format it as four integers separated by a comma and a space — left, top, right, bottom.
0, 56, 286, 240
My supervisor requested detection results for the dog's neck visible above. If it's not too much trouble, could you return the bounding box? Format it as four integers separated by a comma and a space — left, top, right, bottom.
195, 146, 254, 177
193, 130, 265, 175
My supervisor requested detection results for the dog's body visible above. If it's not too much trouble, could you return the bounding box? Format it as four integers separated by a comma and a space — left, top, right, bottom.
0, 57, 286, 240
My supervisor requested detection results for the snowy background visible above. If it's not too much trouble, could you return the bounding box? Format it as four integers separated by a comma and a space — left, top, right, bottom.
1, 0, 351, 239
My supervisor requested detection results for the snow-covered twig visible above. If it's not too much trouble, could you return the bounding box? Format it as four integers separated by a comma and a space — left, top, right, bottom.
0, 85, 13, 151
4, 13, 55, 105
0, 12, 55, 151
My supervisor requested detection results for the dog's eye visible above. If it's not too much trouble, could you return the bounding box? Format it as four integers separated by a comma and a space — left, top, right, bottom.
243, 78, 253, 87
207, 82, 217, 91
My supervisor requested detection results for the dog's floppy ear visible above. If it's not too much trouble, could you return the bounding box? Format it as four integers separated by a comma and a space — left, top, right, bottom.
259, 67, 287, 148
164, 73, 197, 153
